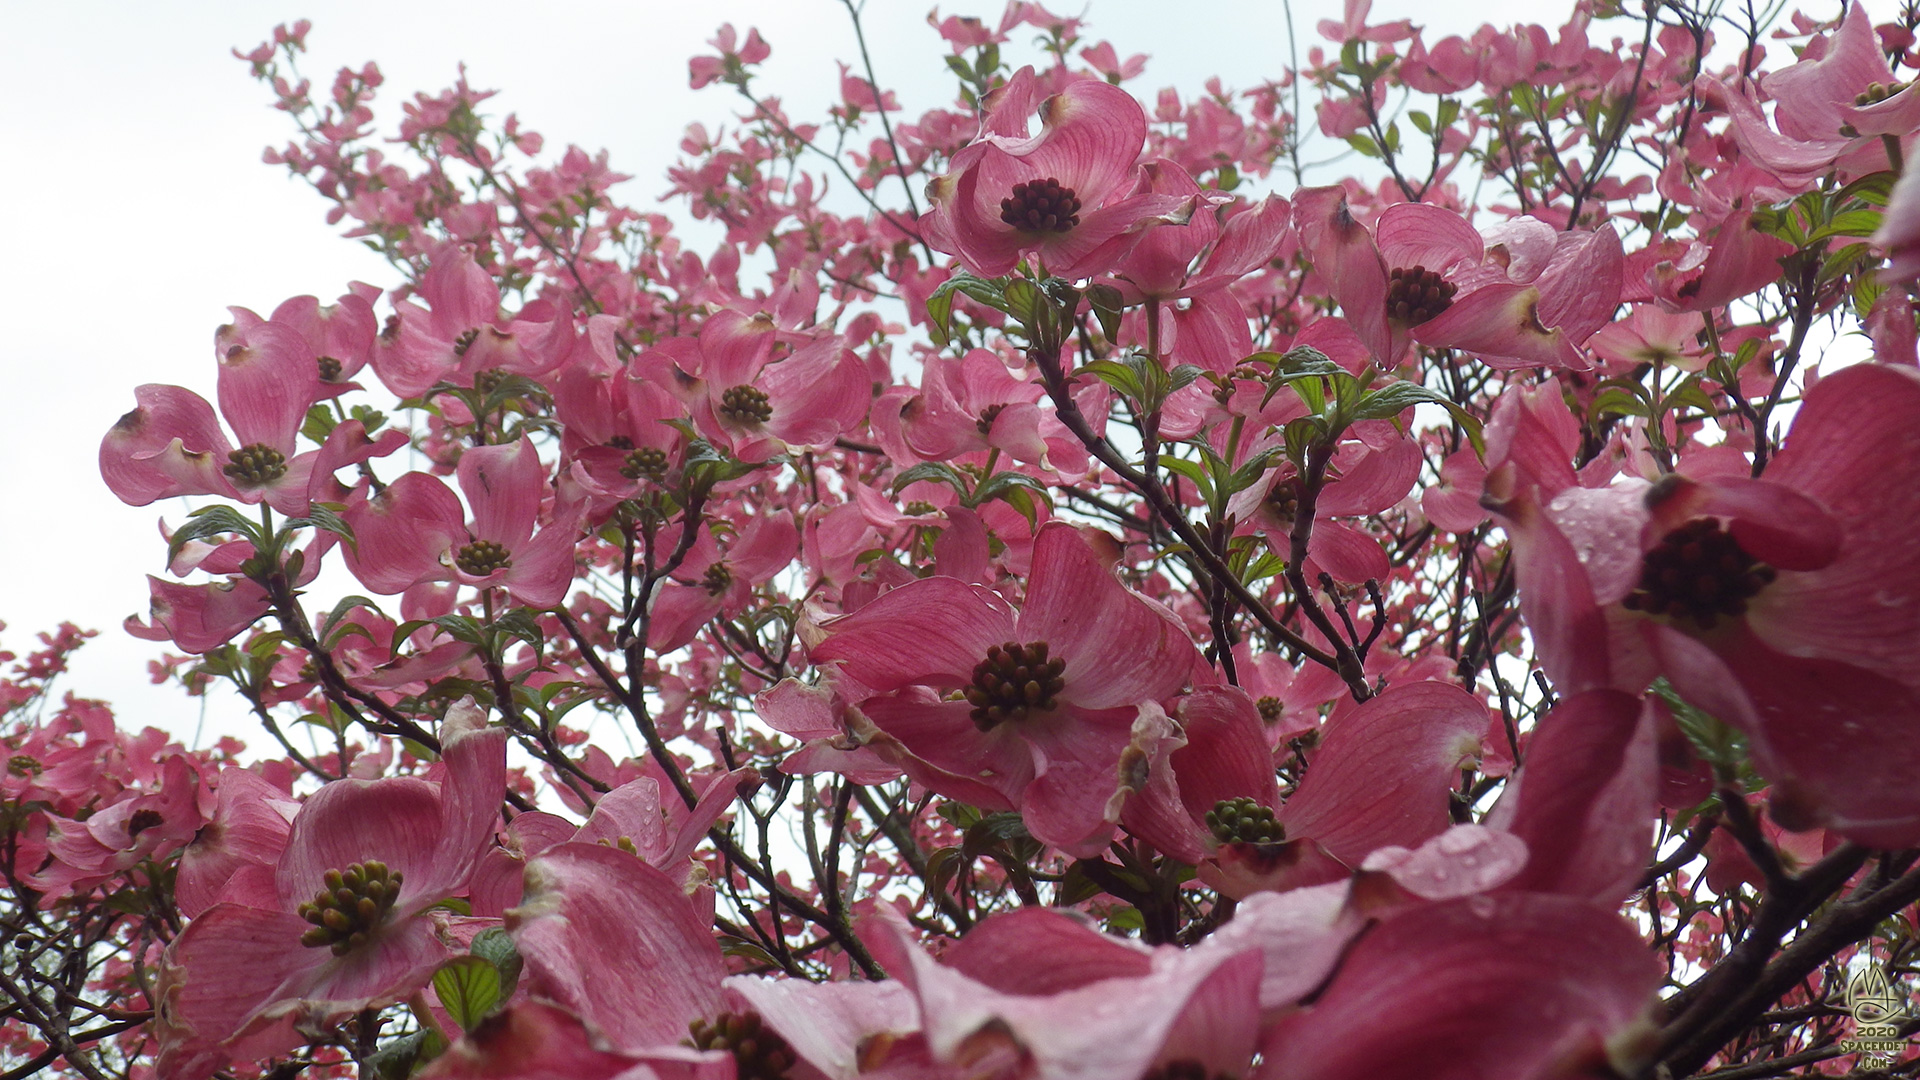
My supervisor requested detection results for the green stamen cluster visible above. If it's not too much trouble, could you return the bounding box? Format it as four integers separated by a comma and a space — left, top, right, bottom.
702, 563, 733, 595
223, 444, 287, 486
963, 641, 1066, 731
720, 384, 773, 424
297, 861, 403, 956
1207, 797, 1284, 845
455, 539, 514, 577
621, 446, 669, 480
472, 367, 510, 395
1255, 696, 1283, 723
687, 1011, 797, 1080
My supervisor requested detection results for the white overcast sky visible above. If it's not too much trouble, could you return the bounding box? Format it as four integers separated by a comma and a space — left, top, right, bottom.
0, 0, 1801, 746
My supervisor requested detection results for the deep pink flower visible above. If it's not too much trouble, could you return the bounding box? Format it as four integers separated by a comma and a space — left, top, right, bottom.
1224, 422, 1423, 584
1483, 363, 1920, 845
1293, 189, 1622, 370
810, 522, 1200, 855
1106, 162, 1290, 372
1706, 3, 1920, 183
155, 709, 506, 1080
372, 246, 573, 399
642, 312, 869, 463
101, 323, 321, 516
342, 437, 583, 607
922, 67, 1194, 280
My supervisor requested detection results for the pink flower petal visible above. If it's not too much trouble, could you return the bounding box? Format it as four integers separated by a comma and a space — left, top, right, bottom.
1485, 690, 1655, 904
1019, 523, 1198, 711
511, 843, 725, 1052
1279, 681, 1485, 865
811, 578, 1016, 695
1256, 894, 1660, 1080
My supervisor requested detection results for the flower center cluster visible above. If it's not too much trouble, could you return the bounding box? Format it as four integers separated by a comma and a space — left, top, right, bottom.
1385, 265, 1458, 326
1621, 518, 1776, 630
297, 861, 403, 956
1000, 177, 1082, 233
8, 755, 41, 777
720, 384, 773, 424
687, 1011, 797, 1080
702, 562, 733, 595
317, 355, 343, 382
1854, 80, 1907, 107
1265, 478, 1300, 524
223, 444, 287, 486
976, 402, 1007, 435
1255, 696, 1283, 723
472, 367, 510, 395
1207, 796, 1284, 845
964, 641, 1067, 730
126, 809, 166, 838
454, 539, 514, 577
453, 327, 482, 356
1143, 1061, 1237, 1080
620, 446, 669, 480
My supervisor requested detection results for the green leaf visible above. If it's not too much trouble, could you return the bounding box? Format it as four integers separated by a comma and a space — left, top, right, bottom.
166, 505, 261, 566
318, 595, 384, 648
492, 608, 545, 648
433, 955, 502, 1032
1806, 208, 1884, 244
469, 927, 523, 1001
1590, 387, 1648, 419
1081, 358, 1148, 402
891, 461, 969, 496
972, 470, 1053, 512
301, 403, 339, 445
925, 286, 956, 347
1084, 282, 1125, 344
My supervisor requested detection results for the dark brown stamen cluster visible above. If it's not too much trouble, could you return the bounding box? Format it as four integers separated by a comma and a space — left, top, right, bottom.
1143, 1061, 1236, 1080
1621, 518, 1775, 630
380, 315, 403, 342
964, 641, 1066, 731
720, 384, 773, 424
454, 539, 514, 577
606, 435, 636, 450
453, 327, 482, 356
999, 177, 1082, 233
472, 368, 510, 396
976, 402, 1007, 435
317, 355, 343, 382
1385, 265, 1458, 326
126, 809, 166, 838
687, 1011, 797, 1080
702, 563, 733, 595
1255, 696, 1283, 723
620, 447, 669, 481
223, 444, 288, 486
1207, 796, 1284, 845
1265, 478, 1300, 524
297, 861, 403, 956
